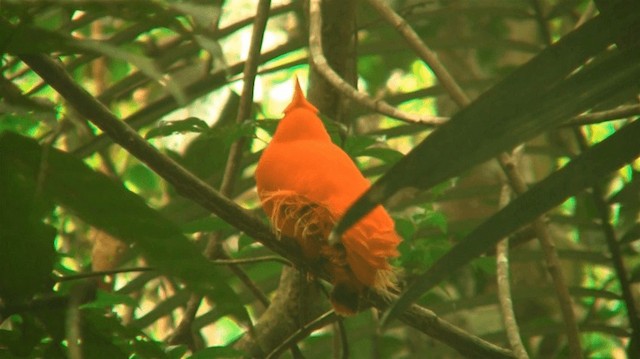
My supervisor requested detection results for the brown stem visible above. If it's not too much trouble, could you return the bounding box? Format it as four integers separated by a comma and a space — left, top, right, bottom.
564, 104, 640, 126
496, 184, 529, 359
308, 0, 446, 126
264, 311, 338, 359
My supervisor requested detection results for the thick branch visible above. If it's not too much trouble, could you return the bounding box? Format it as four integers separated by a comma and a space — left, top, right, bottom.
308, 0, 446, 126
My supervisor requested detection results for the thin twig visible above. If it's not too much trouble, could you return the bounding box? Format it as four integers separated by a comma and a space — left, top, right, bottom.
210, 256, 292, 267
55, 267, 155, 282
367, 0, 583, 356
66, 289, 83, 359
308, 0, 446, 126
367, 289, 514, 359
265, 311, 338, 359
498, 153, 583, 358
564, 104, 640, 126
170, 0, 272, 348
19, 52, 516, 359
529, 0, 553, 45
496, 184, 530, 359
364, 0, 471, 106
219, 0, 271, 198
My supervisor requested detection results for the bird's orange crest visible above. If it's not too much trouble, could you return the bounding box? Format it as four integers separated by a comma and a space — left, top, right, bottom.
284, 77, 318, 114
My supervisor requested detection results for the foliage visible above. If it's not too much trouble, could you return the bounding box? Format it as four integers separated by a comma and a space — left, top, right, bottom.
1, 0, 639, 358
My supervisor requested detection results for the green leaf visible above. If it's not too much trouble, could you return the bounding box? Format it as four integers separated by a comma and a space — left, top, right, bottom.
620, 223, 640, 245
81, 290, 138, 309
1, 314, 48, 357
170, 2, 221, 28
167, 345, 189, 359
254, 119, 279, 137
471, 257, 497, 275
0, 132, 249, 322
130, 291, 190, 329
81, 308, 168, 359
629, 264, 640, 283
189, 346, 245, 359
181, 217, 233, 234
124, 162, 161, 193
145, 117, 210, 139
356, 147, 404, 165
343, 134, 377, 157
0, 140, 56, 303
0, 20, 71, 54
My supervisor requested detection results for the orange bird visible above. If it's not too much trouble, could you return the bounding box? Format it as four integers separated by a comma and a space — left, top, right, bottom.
255, 79, 401, 315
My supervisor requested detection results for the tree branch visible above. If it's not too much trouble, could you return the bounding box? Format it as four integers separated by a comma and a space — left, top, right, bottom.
364, 0, 471, 107
498, 153, 583, 358
265, 310, 338, 359
496, 184, 529, 359
368, 289, 514, 358
308, 0, 446, 126
564, 104, 640, 126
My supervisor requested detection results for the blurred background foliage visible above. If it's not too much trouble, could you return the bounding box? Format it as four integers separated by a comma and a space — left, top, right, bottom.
0, 0, 639, 358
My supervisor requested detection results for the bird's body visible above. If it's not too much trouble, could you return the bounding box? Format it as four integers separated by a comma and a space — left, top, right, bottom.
255, 80, 401, 315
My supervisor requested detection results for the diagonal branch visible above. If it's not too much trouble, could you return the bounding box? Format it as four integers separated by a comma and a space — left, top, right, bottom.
565, 104, 640, 126
264, 311, 338, 359
367, 289, 514, 358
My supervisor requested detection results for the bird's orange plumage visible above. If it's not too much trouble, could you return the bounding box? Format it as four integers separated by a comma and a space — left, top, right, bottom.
255, 79, 401, 315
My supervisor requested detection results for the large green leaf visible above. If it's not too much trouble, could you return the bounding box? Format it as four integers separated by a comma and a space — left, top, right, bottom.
382, 118, 640, 325
0, 131, 248, 321
0, 140, 56, 303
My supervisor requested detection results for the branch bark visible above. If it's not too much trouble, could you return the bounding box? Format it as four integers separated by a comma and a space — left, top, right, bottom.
308, 0, 446, 126
496, 184, 529, 359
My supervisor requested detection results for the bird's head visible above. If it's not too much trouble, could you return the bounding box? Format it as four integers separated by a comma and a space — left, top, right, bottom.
270, 78, 332, 143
